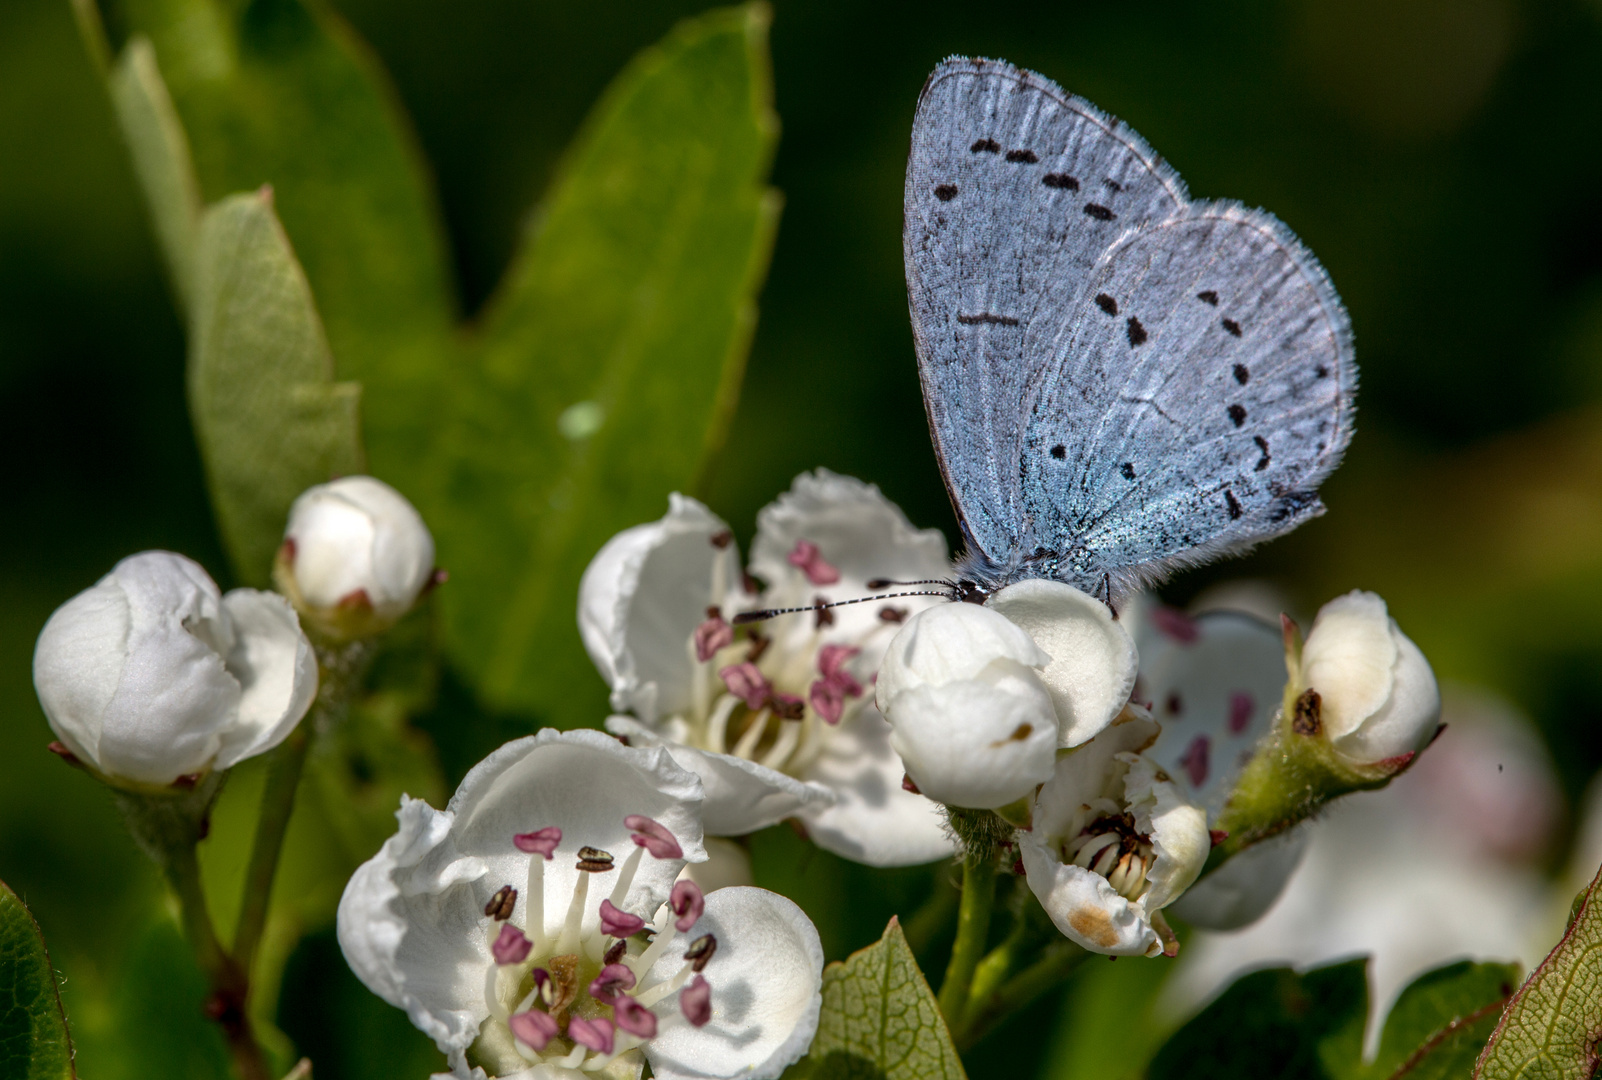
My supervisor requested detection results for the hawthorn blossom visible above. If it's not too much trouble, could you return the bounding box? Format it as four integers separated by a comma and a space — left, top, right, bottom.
337, 729, 823, 1080
275, 475, 437, 641
1018, 709, 1210, 957
578, 470, 954, 866
876, 578, 1139, 809
33, 550, 317, 786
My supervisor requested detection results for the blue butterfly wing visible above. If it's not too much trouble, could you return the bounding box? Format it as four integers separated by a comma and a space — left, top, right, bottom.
905, 58, 1186, 567
1018, 202, 1355, 594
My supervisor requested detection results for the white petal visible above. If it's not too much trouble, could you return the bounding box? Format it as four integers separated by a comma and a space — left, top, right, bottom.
796, 702, 956, 867
749, 469, 948, 601
885, 662, 1058, 809
987, 580, 1137, 747
96, 552, 241, 783
1121, 755, 1209, 911
337, 796, 489, 1057
605, 715, 833, 835
33, 570, 132, 768
680, 837, 755, 893
1136, 608, 1285, 819
1018, 831, 1156, 956
1030, 713, 1159, 838
875, 601, 1048, 710
1301, 591, 1397, 742
578, 495, 739, 722
1168, 827, 1309, 930
213, 589, 318, 769
447, 729, 707, 941
644, 887, 823, 1080
1334, 626, 1440, 764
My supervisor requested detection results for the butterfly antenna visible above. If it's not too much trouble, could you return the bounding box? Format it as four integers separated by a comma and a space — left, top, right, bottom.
731, 590, 952, 626
864, 578, 955, 590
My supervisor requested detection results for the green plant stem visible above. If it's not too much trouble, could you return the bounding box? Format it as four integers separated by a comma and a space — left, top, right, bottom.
962, 913, 1032, 1028
937, 848, 998, 1026
165, 833, 270, 1080
231, 726, 311, 979
955, 941, 1089, 1052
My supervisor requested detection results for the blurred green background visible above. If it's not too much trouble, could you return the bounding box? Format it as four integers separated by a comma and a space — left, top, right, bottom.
4, 0, 1601, 1077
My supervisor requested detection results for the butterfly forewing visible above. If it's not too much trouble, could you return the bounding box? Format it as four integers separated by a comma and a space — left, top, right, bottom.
1019, 203, 1354, 592
905, 57, 1186, 565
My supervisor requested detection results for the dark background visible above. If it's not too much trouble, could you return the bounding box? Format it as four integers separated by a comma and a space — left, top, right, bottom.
4, 1, 1601, 1077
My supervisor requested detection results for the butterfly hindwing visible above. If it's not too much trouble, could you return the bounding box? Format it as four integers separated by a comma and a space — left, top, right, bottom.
1018, 202, 1355, 592
905, 57, 1186, 565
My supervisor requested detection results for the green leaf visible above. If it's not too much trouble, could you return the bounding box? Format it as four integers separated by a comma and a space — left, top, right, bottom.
0, 880, 75, 1080
107, 36, 202, 312
1148, 959, 1368, 1080
432, 2, 781, 723
1474, 862, 1602, 1079
1364, 961, 1517, 1080
785, 916, 965, 1080
105, 0, 460, 488
188, 189, 363, 583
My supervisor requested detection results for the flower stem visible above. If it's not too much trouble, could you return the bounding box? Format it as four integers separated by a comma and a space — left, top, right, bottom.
231, 725, 311, 979
954, 940, 1088, 1051
937, 846, 997, 1027
164, 826, 270, 1080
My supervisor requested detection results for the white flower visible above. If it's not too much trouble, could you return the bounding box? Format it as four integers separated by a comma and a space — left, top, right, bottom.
874, 602, 1058, 809
578, 470, 955, 867
875, 578, 1138, 810
1018, 711, 1209, 957
276, 475, 436, 640
32, 551, 318, 786
337, 728, 824, 1080
1297, 591, 1440, 765
1131, 600, 1309, 930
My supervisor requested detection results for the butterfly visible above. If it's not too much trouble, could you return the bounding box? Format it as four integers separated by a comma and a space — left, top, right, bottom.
905, 57, 1354, 604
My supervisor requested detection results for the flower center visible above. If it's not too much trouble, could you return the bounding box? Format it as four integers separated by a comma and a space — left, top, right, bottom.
472, 819, 714, 1074
1059, 809, 1156, 902
679, 538, 897, 777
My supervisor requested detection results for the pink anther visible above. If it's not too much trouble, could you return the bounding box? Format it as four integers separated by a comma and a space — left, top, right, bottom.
718, 662, 772, 710
513, 826, 562, 858
567, 1016, 615, 1055
508, 1008, 559, 1051
670, 879, 705, 932
1151, 606, 1199, 644
1179, 735, 1211, 788
787, 540, 840, 585
614, 995, 659, 1039
1228, 692, 1254, 734
491, 923, 531, 965
599, 899, 646, 938
588, 962, 636, 1005
694, 610, 734, 663
625, 814, 684, 860
681, 974, 712, 1027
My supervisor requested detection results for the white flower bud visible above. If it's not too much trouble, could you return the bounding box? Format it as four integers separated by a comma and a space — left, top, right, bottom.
276, 476, 436, 640
1300, 591, 1440, 764
876, 602, 1058, 809
33, 551, 318, 786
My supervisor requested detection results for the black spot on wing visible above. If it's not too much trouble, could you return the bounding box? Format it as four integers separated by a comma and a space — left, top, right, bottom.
1095, 293, 1118, 315
1104, 178, 1124, 192
1225, 489, 1243, 520
957, 313, 1020, 326
934, 184, 958, 202
1227, 404, 1247, 427
1043, 173, 1079, 190
1084, 204, 1116, 221
1050, 444, 1066, 460
1233, 364, 1249, 385
1315, 365, 1330, 378
1121, 462, 1136, 480
1222, 318, 1242, 337
1253, 435, 1271, 471
1005, 148, 1039, 163
971, 138, 1000, 154
1126, 317, 1147, 346
1197, 290, 1219, 306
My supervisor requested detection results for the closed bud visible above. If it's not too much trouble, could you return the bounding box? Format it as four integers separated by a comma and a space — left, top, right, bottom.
275, 476, 436, 641
33, 551, 318, 788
